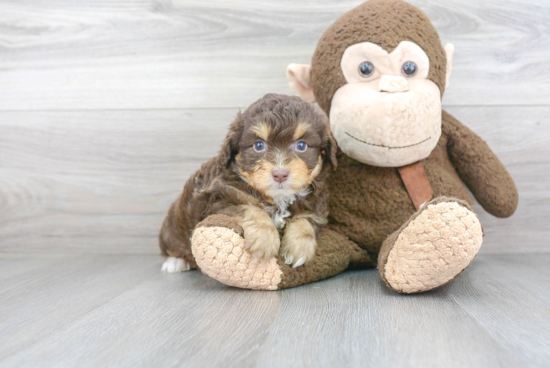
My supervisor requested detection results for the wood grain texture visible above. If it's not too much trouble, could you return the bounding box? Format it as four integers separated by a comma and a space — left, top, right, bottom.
0, 106, 548, 254
0, 253, 548, 368
0, 0, 549, 110
449, 254, 550, 368
445, 106, 550, 254
0, 254, 161, 361
0, 109, 228, 253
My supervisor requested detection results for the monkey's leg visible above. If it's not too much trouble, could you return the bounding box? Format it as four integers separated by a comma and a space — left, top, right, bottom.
378, 196, 483, 294
191, 217, 374, 290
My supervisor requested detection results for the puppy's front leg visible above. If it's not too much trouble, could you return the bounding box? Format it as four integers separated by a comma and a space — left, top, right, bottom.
239, 205, 280, 264
280, 218, 317, 268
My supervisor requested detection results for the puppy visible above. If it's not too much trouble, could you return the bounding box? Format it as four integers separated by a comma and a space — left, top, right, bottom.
159, 94, 337, 272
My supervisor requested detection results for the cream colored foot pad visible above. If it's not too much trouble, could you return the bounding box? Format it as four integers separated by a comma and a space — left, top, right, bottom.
384, 201, 483, 293
192, 226, 282, 290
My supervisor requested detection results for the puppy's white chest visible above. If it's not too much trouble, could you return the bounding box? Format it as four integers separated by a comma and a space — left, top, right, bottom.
266, 189, 310, 229
266, 196, 294, 229
271, 206, 291, 229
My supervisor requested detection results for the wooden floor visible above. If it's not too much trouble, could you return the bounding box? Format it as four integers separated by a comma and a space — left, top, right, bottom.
0, 253, 548, 368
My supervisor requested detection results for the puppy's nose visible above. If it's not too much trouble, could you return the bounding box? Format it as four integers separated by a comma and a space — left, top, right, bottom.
272, 169, 289, 183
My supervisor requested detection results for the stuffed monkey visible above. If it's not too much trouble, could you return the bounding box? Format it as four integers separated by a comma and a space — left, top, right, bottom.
189, 0, 518, 293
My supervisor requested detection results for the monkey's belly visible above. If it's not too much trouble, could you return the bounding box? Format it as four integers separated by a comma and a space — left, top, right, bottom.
327, 151, 472, 259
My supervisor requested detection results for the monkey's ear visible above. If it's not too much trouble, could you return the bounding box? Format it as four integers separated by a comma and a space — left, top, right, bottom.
218, 112, 244, 167
286, 64, 316, 103
444, 43, 454, 89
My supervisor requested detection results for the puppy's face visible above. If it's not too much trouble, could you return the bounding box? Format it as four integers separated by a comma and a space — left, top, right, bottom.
219, 95, 336, 201
236, 120, 324, 200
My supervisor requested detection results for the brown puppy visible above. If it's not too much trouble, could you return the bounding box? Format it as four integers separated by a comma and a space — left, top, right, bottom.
159, 94, 337, 272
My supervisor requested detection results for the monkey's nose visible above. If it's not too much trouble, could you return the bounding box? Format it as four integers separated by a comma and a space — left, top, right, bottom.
379, 75, 410, 93
272, 169, 290, 183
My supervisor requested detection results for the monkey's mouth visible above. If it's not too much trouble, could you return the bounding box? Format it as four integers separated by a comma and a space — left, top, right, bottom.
345, 132, 431, 149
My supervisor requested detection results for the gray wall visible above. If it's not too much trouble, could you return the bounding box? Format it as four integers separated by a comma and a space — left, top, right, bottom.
0, 0, 548, 254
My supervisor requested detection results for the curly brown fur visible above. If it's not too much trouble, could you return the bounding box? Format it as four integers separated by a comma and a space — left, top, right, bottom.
159, 94, 337, 268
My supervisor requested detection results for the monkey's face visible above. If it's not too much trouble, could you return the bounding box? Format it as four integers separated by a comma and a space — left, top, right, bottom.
330, 41, 442, 167
287, 0, 454, 168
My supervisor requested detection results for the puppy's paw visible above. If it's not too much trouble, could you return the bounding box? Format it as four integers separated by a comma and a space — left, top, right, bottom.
161, 257, 191, 273
243, 223, 281, 264
280, 218, 316, 268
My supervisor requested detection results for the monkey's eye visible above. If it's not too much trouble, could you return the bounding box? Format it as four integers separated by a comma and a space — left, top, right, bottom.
254, 141, 266, 152
295, 140, 308, 152
358, 61, 375, 77
402, 61, 418, 77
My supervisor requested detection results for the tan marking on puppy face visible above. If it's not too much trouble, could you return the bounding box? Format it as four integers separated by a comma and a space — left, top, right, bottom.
292, 122, 311, 141
238, 160, 276, 197
286, 155, 323, 191
286, 157, 310, 191
240, 154, 323, 200
250, 122, 271, 141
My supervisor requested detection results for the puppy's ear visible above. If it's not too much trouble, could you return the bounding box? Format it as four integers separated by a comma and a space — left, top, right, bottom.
322, 123, 338, 169
219, 111, 245, 167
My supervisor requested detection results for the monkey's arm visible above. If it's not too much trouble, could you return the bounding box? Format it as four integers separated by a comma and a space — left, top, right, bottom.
442, 110, 518, 218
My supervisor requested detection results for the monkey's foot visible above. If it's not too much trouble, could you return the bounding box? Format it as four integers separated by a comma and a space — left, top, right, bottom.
191, 215, 282, 290
378, 197, 483, 294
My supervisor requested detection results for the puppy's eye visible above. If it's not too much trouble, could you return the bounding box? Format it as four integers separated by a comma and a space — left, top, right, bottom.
253, 141, 266, 152
295, 140, 308, 152
359, 61, 374, 77
402, 61, 417, 77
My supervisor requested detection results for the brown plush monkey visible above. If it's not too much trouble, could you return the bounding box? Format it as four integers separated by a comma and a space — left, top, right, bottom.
189, 0, 518, 293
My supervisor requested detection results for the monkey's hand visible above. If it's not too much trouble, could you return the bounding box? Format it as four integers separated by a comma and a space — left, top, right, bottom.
443, 110, 518, 218
280, 218, 317, 268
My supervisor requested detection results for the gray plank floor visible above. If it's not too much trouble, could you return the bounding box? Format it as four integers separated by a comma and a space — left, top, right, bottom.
0, 253, 548, 368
